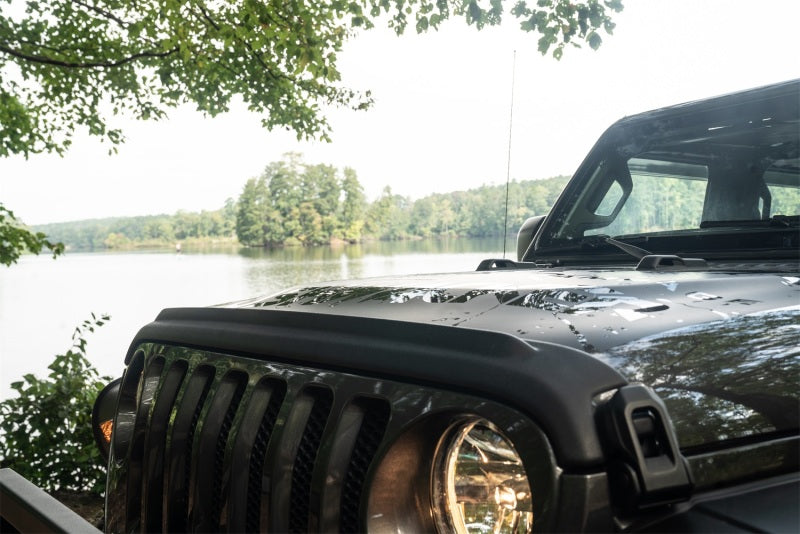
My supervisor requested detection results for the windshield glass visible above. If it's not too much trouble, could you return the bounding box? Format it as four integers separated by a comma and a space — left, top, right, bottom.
533, 85, 800, 262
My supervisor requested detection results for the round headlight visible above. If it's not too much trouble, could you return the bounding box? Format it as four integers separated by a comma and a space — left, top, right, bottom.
434, 419, 534, 534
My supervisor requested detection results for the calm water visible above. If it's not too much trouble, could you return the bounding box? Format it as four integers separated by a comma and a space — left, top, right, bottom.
0, 238, 509, 399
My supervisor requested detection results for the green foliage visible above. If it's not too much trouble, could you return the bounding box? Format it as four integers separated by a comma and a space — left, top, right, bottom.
236, 178, 269, 246
341, 167, 367, 241
236, 154, 361, 246
233, 154, 570, 246
0, 0, 622, 157
0, 314, 112, 494
366, 186, 413, 240
0, 202, 64, 266
33, 201, 237, 251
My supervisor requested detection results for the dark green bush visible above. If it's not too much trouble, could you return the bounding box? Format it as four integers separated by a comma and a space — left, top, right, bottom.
0, 314, 112, 494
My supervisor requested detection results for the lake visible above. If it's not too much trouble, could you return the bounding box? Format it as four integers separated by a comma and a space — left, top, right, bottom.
0, 238, 510, 399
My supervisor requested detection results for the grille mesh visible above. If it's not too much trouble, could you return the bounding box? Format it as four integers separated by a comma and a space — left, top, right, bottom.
170, 365, 215, 532
289, 388, 333, 533
210, 372, 246, 527
246, 379, 286, 532
340, 400, 391, 533
110, 348, 391, 533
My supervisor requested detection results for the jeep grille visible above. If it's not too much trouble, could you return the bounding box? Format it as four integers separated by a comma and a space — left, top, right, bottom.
105, 344, 391, 533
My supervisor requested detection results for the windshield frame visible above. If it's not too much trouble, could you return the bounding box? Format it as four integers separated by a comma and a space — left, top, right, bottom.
525, 80, 800, 265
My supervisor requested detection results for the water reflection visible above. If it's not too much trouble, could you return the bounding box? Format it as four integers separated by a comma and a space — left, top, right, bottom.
236, 237, 509, 260
237, 238, 507, 295
599, 307, 800, 449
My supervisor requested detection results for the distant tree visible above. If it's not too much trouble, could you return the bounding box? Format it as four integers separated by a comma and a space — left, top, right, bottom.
221, 197, 238, 236
301, 162, 342, 241
266, 157, 303, 243
366, 186, 411, 240
143, 218, 175, 241
409, 196, 437, 237
438, 197, 456, 234
303, 163, 341, 217
340, 168, 367, 242
298, 201, 326, 245
235, 177, 268, 246
103, 232, 131, 249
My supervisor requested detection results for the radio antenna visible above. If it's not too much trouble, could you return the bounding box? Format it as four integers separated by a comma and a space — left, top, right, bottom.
502, 50, 517, 258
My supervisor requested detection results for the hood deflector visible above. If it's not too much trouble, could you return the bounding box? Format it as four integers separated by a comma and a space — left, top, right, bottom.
130, 307, 626, 468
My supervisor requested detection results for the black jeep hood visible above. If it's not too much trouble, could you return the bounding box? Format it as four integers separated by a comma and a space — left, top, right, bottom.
227, 267, 800, 450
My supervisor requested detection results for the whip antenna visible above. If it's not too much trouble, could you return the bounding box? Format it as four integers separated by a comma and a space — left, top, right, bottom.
502, 50, 517, 258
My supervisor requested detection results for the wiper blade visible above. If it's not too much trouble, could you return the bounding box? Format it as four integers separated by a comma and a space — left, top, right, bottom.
583, 235, 709, 271
544, 234, 651, 261
604, 236, 650, 259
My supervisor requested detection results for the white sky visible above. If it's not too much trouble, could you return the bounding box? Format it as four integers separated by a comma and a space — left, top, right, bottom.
1, 0, 799, 225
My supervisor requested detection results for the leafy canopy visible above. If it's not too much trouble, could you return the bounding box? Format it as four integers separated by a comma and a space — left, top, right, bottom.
1, 0, 623, 157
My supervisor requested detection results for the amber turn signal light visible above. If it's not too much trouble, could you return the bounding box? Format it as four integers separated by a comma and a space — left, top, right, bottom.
92, 378, 122, 460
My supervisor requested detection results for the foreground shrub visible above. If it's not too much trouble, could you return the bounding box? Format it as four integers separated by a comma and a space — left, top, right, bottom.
0, 314, 112, 494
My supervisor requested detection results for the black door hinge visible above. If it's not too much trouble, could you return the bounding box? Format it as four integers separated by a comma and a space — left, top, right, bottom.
596, 384, 693, 514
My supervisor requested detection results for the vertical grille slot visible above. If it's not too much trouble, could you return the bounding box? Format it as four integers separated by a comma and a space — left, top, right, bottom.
242, 379, 287, 533
289, 386, 333, 533
106, 349, 145, 533
212, 372, 247, 529
124, 356, 164, 533
340, 398, 391, 533
190, 370, 247, 532
141, 359, 187, 532
165, 364, 215, 533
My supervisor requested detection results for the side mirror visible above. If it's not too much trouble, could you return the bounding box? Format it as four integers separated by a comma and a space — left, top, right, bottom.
517, 215, 546, 261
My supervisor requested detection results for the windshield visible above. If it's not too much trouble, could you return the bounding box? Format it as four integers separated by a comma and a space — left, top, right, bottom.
531, 83, 800, 263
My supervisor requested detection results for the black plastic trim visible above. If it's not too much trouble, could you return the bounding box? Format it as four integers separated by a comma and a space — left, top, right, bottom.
637, 472, 800, 533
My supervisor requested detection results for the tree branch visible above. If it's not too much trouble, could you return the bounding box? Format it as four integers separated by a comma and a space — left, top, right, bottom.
71, 0, 129, 28
0, 43, 178, 69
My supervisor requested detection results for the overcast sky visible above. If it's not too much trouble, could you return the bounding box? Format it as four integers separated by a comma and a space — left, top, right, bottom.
2, 0, 799, 226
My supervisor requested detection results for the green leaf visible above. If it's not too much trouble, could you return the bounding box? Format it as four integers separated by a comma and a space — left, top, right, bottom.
588, 31, 602, 50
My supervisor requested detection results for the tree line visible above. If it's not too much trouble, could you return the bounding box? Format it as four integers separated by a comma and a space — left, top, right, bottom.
236, 153, 570, 246
34, 202, 238, 251
33, 155, 571, 250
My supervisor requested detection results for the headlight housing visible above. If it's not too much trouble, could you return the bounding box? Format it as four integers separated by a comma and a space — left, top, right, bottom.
434, 418, 534, 534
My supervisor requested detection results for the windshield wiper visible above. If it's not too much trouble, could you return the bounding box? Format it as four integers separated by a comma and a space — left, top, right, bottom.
581, 235, 709, 271
542, 235, 709, 270
548, 234, 650, 261
604, 236, 650, 259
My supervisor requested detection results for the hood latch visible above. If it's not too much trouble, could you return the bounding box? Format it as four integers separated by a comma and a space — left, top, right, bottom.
596, 384, 693, 514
